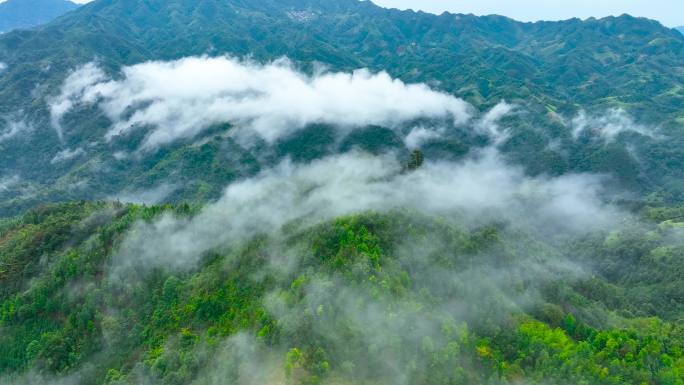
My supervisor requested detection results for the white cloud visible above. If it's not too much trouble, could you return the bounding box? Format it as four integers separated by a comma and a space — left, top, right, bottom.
0, 62, 6, 73
404, 126, 443, 149
571, 108, 657, 142
51, 147, 85, 164
51, 57, 472, 150
476, 101, 515, 144
49, 62, 107, 142
112, 149, 621, 274
112, 183, 177, 205
0, 120, 30, 142
0, 175, 19, 192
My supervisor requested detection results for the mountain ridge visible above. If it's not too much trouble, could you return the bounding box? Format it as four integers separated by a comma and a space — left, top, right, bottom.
2, 2, 684, 385
0, 0, 683, 216
3, 0, 682, 108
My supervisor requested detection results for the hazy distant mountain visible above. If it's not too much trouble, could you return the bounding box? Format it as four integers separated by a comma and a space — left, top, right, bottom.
677, 26, 684, 35
0, 0, 77, 33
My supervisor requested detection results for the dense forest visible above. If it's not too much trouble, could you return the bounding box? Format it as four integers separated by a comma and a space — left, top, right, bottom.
0, 0, 684, 215
1, 198, 684, 384
1, 0, 684, 384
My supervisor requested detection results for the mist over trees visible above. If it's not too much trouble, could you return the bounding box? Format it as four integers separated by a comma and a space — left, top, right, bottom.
0, 0, 684, 384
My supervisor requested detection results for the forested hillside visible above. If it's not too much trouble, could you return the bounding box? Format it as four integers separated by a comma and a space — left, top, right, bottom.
1, 199, 684, 385
1, 0, 684, 384
0, 0, 683, 215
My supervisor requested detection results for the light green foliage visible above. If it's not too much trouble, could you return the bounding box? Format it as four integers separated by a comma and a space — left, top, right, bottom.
0, 204, 682, 384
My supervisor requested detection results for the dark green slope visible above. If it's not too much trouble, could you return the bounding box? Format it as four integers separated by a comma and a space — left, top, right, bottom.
0, 0, 78, 33
0, 0, 684, 215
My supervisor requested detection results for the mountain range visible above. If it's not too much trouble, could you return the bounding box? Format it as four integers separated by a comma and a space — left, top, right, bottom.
3, 1, 684, 385
0, 0, 78, 33
0, 0, 683, 216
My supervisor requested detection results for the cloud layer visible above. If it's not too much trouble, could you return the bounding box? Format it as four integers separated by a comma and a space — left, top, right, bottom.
51, 57, 472, 150
107, 148, 614, 385
51, 147, 85, 164
113, 149, 621, 275
571, 108, 656, 142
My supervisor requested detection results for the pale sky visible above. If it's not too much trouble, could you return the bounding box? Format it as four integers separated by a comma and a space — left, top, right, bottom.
371, 0, 683, 27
